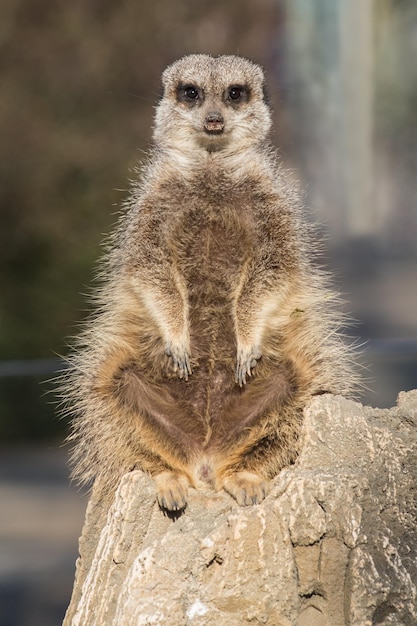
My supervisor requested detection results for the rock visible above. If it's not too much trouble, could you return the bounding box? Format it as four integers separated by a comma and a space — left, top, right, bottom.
63, 392, 417, 626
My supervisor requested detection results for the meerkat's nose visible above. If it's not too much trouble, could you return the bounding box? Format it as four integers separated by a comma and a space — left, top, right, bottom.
204, 111, 225, 134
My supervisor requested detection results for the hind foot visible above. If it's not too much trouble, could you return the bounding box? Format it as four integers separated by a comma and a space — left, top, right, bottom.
154, 471, 189, 512
221, 470, 270, 506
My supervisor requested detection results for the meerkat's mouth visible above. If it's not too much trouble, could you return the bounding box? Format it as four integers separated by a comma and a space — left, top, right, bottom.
197, 113, 230, 151
203, 112, 225, 135
204, 124, 224, 135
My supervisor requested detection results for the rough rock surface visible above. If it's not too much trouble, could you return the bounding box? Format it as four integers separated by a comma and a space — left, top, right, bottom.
63, 392, 417, 626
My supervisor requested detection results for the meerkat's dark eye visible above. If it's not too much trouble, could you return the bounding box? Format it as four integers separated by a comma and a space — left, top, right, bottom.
184, 86, 199, 100
229, 87, 243, 100
226, 85, 248, 103
177, 84, 201, 103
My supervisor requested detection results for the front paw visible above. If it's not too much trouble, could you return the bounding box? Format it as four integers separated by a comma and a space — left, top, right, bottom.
235, 345, 262, 386
165, 340, 192, 380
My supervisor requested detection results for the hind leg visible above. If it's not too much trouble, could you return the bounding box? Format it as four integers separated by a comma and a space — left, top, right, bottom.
214, 408, 302, 506
211, 362, 302, 506
113, 362, 204, 511
75, 349, 200, 509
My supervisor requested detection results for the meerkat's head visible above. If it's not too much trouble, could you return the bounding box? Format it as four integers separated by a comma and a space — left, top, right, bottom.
153, 54, 271, 158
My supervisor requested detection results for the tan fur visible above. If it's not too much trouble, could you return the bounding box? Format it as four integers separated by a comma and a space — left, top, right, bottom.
61, 54, 357, 511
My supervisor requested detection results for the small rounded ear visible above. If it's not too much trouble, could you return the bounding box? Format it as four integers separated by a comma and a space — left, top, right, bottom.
159, 63, 174, 101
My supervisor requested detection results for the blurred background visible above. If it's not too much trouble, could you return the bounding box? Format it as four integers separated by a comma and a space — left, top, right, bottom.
0, 0, 416, 624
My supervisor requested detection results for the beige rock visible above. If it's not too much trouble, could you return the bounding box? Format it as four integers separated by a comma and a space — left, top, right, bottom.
63, 392, 417, 626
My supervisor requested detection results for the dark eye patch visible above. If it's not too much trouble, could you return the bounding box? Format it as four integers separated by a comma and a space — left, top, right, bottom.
225, 84, 250, 105
177, 83, 203, 104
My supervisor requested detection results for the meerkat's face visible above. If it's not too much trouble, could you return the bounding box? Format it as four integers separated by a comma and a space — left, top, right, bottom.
154, 55, 271, 156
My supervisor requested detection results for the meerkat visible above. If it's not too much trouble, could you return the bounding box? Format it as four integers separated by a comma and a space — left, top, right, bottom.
63, 54, 356, 512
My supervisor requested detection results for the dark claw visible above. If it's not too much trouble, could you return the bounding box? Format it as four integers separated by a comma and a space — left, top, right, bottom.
235, 348, 261, 387
179, 352, 192, 381
165, 344, 192, 381
159, 496, 167, 509
235, 361, 250, 387
235, 364, 244, 387
158, 493, 187, 513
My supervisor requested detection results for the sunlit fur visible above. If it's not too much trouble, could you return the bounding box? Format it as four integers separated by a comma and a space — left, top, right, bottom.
60, 54, 358, 511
